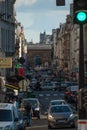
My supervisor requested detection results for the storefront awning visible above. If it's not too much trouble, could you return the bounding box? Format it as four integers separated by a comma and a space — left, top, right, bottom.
5, 83, 19, 90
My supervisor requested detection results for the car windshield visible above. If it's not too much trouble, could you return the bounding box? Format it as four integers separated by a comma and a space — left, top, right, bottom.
23, 100, 38, 107
0, 109, 12, 121
51, 106, 71, 113
51, 101, 65, 105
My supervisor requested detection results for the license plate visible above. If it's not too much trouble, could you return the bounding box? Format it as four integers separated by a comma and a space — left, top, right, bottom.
57, 120, 65, 122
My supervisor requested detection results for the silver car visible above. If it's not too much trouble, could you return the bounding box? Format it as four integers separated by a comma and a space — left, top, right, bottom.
47, 104, 76, 129
49, 99, 67, 106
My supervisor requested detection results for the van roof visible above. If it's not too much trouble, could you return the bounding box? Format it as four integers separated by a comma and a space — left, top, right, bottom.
0, 103, 13, 110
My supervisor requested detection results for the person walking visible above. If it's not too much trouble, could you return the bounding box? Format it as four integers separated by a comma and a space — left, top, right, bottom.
25, 102, 33, 126
13, 96, 19, 118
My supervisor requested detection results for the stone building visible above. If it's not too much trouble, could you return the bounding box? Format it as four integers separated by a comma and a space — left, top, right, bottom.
27, 43, 52, 67
15, 22, 27, 60
56, 14, 71, 71
0, 0, 16, 77
0, 0, 16, 102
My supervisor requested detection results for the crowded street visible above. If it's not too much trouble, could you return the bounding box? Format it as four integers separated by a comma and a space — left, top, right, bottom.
0, 0, 87, 130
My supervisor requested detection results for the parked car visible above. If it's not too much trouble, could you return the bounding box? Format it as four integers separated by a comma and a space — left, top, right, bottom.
47, 104, 76, 129
22, 98, 41, 119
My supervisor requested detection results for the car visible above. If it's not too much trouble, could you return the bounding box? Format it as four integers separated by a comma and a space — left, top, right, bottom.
49, 99, 67, 106
0, 103, 18, 130
47, 104, 76, 129
22, 98, 41, 119
65, 85, 78, 103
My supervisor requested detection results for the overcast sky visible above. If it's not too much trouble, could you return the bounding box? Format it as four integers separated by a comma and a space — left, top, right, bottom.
15, 0, 73, 43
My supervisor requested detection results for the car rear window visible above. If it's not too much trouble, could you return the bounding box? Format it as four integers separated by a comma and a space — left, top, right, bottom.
51, 106, 71, 113
51, 101, 65, 105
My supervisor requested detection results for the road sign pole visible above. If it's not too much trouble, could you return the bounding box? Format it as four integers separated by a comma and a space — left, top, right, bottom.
78, 24, 87, 130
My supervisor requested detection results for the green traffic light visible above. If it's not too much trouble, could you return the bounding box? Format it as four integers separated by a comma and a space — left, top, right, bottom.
77, 12, 87, 22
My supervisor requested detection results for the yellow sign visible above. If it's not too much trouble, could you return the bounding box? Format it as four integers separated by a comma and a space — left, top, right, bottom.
0, 57, 12, 68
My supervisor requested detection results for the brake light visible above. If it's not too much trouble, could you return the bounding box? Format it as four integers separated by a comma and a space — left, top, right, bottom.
65, 91, 69, 94
70, 93, 74, 96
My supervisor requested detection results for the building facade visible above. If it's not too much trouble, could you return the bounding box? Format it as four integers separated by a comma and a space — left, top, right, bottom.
27, 43, 52, 67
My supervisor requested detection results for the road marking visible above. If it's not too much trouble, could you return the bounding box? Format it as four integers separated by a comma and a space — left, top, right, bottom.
46, 94, 50, 96
39, 94, 44, 96
26, 124, 47, 129
53, 94, 58, 96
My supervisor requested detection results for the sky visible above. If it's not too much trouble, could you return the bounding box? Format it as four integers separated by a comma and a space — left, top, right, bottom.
15, 0, 73, 43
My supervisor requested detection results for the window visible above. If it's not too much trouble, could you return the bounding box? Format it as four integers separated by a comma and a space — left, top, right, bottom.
0, 109, 12, 121
51, 106, 71, 113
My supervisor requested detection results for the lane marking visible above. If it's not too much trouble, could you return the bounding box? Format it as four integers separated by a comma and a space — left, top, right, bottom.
26, 124, 47, 129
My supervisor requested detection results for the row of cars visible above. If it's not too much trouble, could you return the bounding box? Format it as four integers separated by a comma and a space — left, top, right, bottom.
47, 99, 77, 129
38, 81, 78, 91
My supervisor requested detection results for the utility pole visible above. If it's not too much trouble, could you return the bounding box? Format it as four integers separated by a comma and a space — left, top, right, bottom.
73, 0, 87, 130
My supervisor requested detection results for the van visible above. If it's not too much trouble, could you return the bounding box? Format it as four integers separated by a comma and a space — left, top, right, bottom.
0, 103, 18, 130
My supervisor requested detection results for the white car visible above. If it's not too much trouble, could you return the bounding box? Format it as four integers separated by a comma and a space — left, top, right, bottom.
0, 103, 18, 130
40, 82, 56, 91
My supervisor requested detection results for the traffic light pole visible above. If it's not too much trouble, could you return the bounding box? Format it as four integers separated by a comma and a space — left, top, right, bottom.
79, 24, 84, 91
78, 24, 87, 130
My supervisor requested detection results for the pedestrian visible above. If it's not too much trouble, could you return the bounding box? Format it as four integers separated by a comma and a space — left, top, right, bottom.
25, 102, 33, 126
13, 96, 19, 118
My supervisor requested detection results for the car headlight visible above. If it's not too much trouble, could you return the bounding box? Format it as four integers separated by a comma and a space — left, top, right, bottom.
5, 126, 11, 130
68, 114, 75, 120
48, 114, 55, 121
35, 107, 39, 111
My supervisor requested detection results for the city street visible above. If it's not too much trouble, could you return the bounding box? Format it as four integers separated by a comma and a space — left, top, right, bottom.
24, 90, 77, 130
26, 116, 77, 130
32, 90, 76, 114
0, 1, 87, 130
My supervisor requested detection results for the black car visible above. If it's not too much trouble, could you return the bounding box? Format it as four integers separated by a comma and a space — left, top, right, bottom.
22, 98, 41, 119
